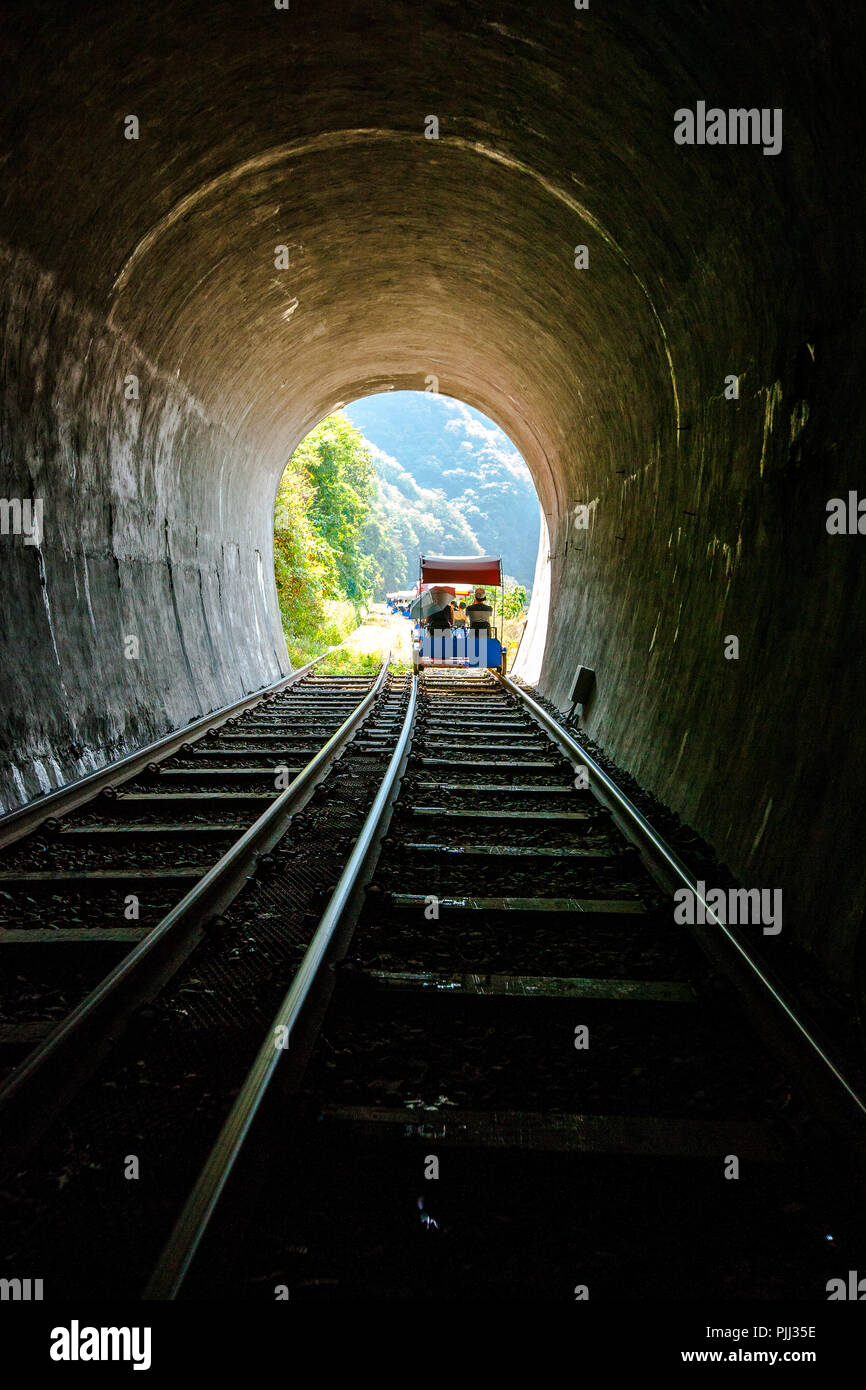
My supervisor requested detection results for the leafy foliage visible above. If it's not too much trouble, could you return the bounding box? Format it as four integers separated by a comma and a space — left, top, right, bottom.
496, 584, 528, 620
292, 414, 379, 601
274, 413, 381, 661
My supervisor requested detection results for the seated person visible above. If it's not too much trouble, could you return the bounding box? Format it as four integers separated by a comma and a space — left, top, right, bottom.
465, 587, 493, 632
452, 602, 468, 630
425, 587, 453, 631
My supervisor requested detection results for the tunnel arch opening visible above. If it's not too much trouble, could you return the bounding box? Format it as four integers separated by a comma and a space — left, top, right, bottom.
270, 389, 550, 674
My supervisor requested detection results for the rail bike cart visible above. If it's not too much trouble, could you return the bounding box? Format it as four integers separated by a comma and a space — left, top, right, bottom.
387, 588, 418, 617
411, 554, 508, 674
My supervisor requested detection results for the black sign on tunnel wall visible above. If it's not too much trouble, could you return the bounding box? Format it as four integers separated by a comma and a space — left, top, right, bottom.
569, 665, 596, 706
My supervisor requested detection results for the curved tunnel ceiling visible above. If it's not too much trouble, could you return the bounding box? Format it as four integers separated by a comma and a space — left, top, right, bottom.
106, 129, 675, 524
1, 0, 865, 984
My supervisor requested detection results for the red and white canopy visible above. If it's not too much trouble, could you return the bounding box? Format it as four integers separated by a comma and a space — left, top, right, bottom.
420, 554, 502, 586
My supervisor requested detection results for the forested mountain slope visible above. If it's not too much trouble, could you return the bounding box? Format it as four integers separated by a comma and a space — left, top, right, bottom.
345, 392, 541, 590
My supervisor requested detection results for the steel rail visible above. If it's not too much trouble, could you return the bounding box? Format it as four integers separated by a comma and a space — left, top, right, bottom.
0, 654, 392, 1156
499, 672, 866, 1143
143, 672, 418, 1299
0, 647, 344, 849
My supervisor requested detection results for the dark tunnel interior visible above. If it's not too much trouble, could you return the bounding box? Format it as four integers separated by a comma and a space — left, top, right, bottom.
1, 5, 865, 999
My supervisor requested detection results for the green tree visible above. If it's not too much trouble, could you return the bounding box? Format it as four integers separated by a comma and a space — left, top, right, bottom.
274, 413, 382, 659
273, 454, 339, 648
361, 508, 406, 597
498, 584, 528, 620
292, 414, 379, 601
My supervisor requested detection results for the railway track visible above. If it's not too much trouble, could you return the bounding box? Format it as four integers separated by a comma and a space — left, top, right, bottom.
138, 668, 866, 1302
0, 656, 391, 1153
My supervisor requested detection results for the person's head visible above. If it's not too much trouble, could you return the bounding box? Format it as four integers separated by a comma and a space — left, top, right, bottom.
474, 587, 486, 602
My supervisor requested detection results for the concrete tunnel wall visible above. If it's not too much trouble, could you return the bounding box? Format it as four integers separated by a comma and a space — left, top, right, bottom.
1, 0, 865, 985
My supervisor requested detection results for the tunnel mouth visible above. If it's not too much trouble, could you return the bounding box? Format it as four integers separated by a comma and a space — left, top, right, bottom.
270, 390, 548, 671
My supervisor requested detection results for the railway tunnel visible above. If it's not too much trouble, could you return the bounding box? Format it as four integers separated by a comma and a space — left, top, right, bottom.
1, 0, 865, 1009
